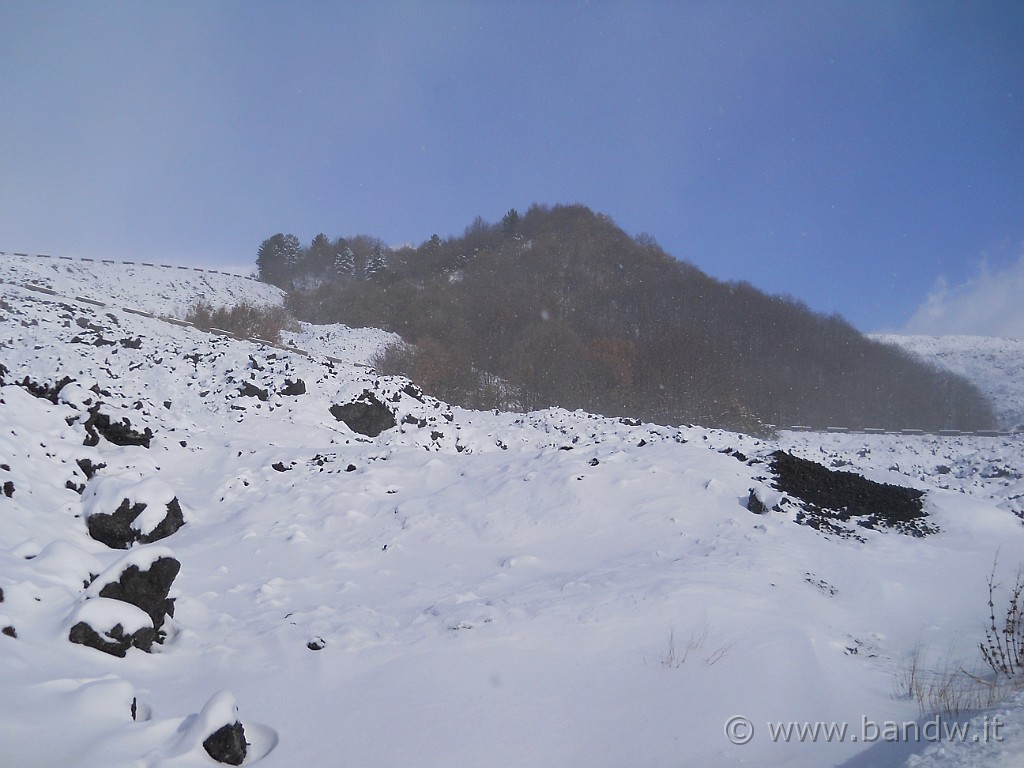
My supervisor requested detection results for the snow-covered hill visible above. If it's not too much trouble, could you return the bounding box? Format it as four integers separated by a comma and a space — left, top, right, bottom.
874, 334, 1024, 432
0, 251, 283, 317
1, 254, 1023, 767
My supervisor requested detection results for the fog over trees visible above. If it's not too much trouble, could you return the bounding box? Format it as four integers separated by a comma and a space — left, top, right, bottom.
257, 204, 996, 433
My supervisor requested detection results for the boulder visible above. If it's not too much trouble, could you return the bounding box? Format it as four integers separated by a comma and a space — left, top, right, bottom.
68, 598, 157, 656
95, 555, 180, 633
84, 477, 185, 549
204, 722, 248, 765
87, 496, 185, 549
279, 378, 306, 396
329, 390, 396, 437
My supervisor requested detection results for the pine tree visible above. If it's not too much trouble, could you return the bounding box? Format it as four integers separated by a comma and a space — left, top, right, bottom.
334, 245, 357, 280
502, 208, 521, 239
366, 245, 387, 280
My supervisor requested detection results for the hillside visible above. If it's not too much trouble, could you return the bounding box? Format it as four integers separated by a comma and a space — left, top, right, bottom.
1, 254, 1024, 767
270, 205, 996, 433
875, 334, 1024, 432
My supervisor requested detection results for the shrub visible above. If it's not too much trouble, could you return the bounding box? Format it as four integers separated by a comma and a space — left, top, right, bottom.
370, 338, 522, 412
185, 301, 298, 345
980, 560, 1024, 680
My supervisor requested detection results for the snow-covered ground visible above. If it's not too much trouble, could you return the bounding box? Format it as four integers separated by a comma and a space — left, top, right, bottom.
874, 334, 1024, 432
1, 252, 1023, 767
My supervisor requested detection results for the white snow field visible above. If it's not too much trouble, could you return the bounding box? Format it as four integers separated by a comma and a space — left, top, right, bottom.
1, 252, 1023, 767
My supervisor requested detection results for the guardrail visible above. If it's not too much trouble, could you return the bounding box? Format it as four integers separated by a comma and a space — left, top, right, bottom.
775, 425, 1015, 438
1, 249, 258, 279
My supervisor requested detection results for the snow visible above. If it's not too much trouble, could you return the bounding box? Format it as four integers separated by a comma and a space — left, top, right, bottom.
1, 252, 1024, 767
67, 597, 154, 635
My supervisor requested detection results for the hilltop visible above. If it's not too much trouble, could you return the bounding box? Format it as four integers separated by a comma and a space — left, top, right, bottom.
0, 252, 1023, 767
265, 205, 996, 433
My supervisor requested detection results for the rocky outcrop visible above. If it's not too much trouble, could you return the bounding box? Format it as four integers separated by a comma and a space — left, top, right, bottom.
769, 450, 932, 536
83, 404, 153, 447
330, 390, 396, 437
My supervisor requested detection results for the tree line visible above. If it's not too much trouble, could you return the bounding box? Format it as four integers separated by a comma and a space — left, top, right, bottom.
256, 204, 996, 433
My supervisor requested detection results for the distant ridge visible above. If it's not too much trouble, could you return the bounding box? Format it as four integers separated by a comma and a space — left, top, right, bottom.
875, 334, 1024, 431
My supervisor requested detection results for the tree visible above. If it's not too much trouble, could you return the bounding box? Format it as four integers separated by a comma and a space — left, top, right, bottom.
334, 245, 357, 280
366, 245, 387, 280
307, 233, 333, 274
502, 208, 521, 239
256, 233, 301, 287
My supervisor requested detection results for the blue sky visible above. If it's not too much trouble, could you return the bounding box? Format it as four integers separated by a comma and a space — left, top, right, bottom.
1, 1, 1022, 335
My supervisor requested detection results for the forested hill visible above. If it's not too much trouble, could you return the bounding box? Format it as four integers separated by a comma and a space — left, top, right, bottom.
256, 204, 995, 433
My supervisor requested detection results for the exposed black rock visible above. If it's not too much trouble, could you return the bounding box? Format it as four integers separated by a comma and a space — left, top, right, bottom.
768, 450, 933, 536
746, 489, 770, 515
203, 722, 248, 765
2, 625, 15, 638
68, 619, 155, 657
83, 405, 153, 448
2, 481, 13, 498
76, 458, 106, 479
279, 378, 306, 396
17, 375, 74, 404
330, 390, 396, 437
271, 462, 290, 472
97, 556, 180, 633
87, 497, 185, 549
237, 382, 269, 401
402, 383, 424, 402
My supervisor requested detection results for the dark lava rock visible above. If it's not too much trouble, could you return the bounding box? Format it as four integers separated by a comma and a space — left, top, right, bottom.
2, 625, 16, 638
83, 405, 153, 448
237, 382, 270, 401
746, 489, 771, 514
87, 497, 185, 549
271, 462, 290, 472
401, 383, 424, 402
279, 378, 306, 396
68, 619, 155, 657
330, 390, 397, 437
203, 722, 248, 765
769, 450, 932, 536
17, 375, 74, 404
2, 481, 13, 498
76, 458, 106, 479
97, 556, 180, 633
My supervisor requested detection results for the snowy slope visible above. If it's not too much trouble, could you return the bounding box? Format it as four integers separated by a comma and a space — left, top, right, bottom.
874, 334, 1024, 432
0, 251, 283, 317
1, 258, 1023, 767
